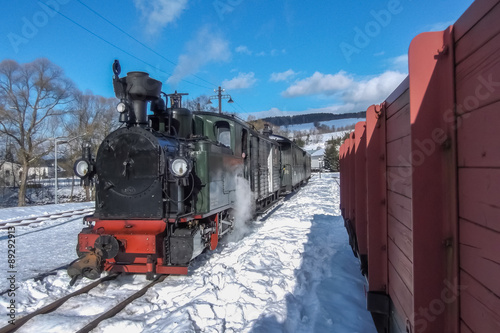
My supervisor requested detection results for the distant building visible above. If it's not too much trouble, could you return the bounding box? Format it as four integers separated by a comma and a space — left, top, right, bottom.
0, 161, 21, 187
27, 159, 65, 180
310, 149, 325, 171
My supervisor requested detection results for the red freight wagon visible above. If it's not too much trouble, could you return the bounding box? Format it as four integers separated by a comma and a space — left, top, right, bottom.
339, 0, 500, 332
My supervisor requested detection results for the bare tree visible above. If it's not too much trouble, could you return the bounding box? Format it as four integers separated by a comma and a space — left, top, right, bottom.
0, 58, 74, 206
0, 136, 5, 187
63, 91, 118, 201
65, 91, 117, 150
185, 95, 218, 112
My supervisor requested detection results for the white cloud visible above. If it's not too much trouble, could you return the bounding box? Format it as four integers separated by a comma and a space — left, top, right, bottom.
270, 69, 298, 82
343, 71, 407, 103
392, 54, 408, 65
167, 26, 231, 86
222, 72, 257, 90
134, 0, 188, 35
235, 47, 286, 57
282, 70, 407, 105
391, 54, 408, 72
282, 71, 353, 97
235, 45, 252, 55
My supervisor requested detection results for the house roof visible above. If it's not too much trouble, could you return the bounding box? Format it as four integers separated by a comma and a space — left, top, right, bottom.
310, 149, 325, 157
0, 161, 21, 168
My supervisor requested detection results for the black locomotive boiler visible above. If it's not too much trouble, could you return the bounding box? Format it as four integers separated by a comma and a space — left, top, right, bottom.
68, 61, 311, 281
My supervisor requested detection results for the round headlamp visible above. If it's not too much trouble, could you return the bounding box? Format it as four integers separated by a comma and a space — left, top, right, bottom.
116, 102, 127, 113
171, 158, 189, 177
74, 159, 89, 178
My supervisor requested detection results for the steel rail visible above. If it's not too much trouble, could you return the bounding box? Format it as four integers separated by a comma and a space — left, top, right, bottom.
0, 208, 94, 230
75, 274, 168, 333
0, 273, 120, 333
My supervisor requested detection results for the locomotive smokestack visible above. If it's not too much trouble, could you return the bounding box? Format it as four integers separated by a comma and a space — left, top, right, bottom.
263, 123, 273, 136
125, 72, 162, 126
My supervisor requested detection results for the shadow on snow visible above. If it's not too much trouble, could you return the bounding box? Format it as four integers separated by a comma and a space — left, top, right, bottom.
250, 213, 375, 333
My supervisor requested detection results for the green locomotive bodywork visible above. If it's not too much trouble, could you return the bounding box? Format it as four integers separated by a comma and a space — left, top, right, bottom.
189, 112, 307, 216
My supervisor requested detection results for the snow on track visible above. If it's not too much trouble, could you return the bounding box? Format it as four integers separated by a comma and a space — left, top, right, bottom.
0, 202, 94, 291
93, 173, 376, 333
0, 202, 94, 226
0, 175, 376, 332
15, 274, 155, 333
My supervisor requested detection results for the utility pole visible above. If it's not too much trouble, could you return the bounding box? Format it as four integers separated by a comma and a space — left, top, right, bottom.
208, 86, 234, 114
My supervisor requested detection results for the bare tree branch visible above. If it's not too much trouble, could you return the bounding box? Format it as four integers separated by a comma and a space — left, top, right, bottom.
0, 58, 75, 206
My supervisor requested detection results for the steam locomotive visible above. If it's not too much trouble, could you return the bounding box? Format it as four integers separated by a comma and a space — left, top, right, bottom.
68, 61, 311, 282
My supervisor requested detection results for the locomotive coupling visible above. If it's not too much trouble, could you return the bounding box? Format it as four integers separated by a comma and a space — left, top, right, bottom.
68, 235, 120, 284
67, 248, 104, 283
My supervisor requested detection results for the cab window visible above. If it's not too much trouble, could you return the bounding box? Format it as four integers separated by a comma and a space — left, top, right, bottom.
215, 121, 231, 148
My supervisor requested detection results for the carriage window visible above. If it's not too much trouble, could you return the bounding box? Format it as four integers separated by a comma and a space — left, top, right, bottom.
241, 129, 248, 158
215, 121, 231, 148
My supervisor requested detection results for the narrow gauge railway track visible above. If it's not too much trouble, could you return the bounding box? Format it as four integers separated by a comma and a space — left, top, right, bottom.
0, 264, 71, 296
0, 274, 168, 333
0, 208, 94, 230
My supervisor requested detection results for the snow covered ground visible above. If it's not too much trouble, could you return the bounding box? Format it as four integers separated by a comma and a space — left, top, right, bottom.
0, 202, 93, 226
0, 174, 376, 332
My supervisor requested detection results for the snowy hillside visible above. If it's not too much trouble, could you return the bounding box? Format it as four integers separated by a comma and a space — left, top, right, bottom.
284, 118, 365, 132
302, 131, 351, 151
269, 117, 364, 151
0, 174, 376, 333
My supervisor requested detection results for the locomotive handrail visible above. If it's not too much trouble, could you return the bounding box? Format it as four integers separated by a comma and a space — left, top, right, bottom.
162, 173, 195, 203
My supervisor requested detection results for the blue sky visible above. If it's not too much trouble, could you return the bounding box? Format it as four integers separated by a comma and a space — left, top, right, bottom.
0, 0, 473, 118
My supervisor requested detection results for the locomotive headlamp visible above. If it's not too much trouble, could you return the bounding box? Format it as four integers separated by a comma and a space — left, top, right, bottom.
74, 158, 90, 178
170, 158, 190, 177
116, 101, 127, 113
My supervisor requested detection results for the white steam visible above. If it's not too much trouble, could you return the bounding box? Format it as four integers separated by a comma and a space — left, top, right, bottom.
225, 176, 255, 243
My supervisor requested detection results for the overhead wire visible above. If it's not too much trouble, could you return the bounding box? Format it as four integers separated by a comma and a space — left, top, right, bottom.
228, 103, 239, 114
54, 7, 213, 90
74, 0, 218, 89
233, 100, 249, 114
57, 2, 250, 114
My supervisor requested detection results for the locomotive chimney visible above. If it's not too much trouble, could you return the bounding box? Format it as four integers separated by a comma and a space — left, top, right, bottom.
124, 72, 162, 126
263, 123, 273, 136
